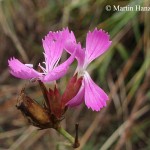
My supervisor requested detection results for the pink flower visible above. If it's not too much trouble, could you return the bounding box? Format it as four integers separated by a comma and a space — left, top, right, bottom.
66, 28, 112, 111
8, 28, 75, 82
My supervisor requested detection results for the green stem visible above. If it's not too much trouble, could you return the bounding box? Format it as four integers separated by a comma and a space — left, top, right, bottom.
56, 127, 75, 144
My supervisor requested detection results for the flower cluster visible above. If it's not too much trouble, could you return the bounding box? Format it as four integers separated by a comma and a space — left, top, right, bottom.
8, 28, 111, 115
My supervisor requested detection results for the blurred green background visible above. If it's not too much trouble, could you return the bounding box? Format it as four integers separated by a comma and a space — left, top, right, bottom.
0, 0, 150, 150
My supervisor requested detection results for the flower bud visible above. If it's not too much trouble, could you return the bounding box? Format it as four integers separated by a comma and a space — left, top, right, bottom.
61, 74, 83, 108
47, 86, 62, 119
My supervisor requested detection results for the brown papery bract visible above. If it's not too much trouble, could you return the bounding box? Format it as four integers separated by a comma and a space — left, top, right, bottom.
16, 89, 52, 129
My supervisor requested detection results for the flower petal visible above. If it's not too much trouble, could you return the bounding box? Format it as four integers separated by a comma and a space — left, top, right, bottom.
42, 29, 69, 71
65, 42, 85, 67
47, 28, 76, 43
41, 52, 75, 82
85, 28, 111, 66
8, 58, 41, 79
84, 72, 108, 111
61, 28, 85, 67
66, 82, 85, 107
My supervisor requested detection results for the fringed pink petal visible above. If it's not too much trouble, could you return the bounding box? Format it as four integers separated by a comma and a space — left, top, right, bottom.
84, 72, 108, 111
42, 28, 77, 72
8, 58, 41, 79
61, 28, 85, 67
65, 42, 85, 67
42, 31, 65, 71
85, 28, 111, 65
41, 52, 75, 82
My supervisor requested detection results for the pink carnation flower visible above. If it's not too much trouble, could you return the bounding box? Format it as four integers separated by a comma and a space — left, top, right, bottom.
8, 28, 111, 112
66, 28, 112, 111
8, 28, 76, 82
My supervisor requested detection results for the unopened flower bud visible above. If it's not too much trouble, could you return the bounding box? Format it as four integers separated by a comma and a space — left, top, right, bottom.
47, 86, 62, 119
61, 74, 83, 108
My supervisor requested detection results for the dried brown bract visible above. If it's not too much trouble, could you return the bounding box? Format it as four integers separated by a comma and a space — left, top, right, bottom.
16, 88, 52, 129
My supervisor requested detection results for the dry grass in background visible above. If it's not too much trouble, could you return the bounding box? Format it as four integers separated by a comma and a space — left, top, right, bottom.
0, 0, 150, 149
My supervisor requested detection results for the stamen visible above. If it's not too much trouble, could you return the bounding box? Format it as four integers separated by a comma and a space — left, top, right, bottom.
39, 63, 47, 74
53, 57, 61, 69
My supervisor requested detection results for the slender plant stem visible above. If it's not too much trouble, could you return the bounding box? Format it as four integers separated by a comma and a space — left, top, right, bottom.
56, 127, 75, 144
